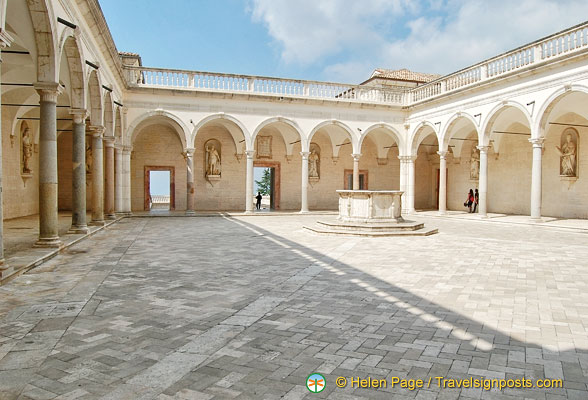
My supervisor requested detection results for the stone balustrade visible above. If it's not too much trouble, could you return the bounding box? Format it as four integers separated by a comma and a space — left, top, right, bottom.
123, 22, 588, 106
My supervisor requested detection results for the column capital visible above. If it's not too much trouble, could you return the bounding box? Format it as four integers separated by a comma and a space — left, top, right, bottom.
437, 151, 448, 159
69, 108, 88, 124
476, 145, 491, 153
529, 137, 545, 147
351, 153, 361, 161
103, 136, 115, 147
398, 155, 417, 162
183, 147, 195, 157
123, 145, 133, 154
87, 125, 105, 137
245, 150, 255, 159
34, 82, 63, 103
300, 151, 310, 159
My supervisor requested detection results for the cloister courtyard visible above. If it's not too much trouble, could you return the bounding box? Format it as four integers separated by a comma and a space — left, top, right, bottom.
1, 214, 587, 399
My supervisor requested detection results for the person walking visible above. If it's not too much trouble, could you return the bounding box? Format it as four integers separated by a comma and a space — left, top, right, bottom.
464, 189, 474, 213
473, 189, 479, 213
255, 192, 262, 210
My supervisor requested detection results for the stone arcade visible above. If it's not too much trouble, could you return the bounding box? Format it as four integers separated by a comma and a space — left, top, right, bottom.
0, 2, 588, 282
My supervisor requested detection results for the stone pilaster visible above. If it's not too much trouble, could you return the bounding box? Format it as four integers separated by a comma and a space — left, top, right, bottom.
437, 151, 448, 215
103, 137, 116, 219
245, 150, 255, 213
183, 148, 195, 215
115, 146, 124, 215
351, 153, 361, 190
34, 82, 63, 247
300, 151, 310, 213
68, 109, 89, 233
529, 137, 544, 220
122, 146, 132, 215
88, 125, 105, 225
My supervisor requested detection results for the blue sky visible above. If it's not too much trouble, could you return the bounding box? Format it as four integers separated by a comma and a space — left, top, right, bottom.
100, 0, 588, 83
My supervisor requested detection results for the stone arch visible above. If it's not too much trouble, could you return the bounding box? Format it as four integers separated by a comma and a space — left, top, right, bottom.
192, 113, 250, 153
25, 0, 57, 82
308, 120, 356, 155
128, 110, 189, 150
409, 121, 439, 155
87, 69, 102, 126
534, 84, 588, 138
440, 112, 479, 153
103, 91, 114, 137
481, 101, 532, 144
252, 117, 305, 151
358, 123, 404, 157
59, 30, 85, 110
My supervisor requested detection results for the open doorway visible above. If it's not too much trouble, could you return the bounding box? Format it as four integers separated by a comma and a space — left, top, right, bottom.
144, 166, 175, 211
253, 161, 280, 210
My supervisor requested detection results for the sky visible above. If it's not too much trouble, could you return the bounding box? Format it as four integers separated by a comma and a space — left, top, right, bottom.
100, 0, 588, 83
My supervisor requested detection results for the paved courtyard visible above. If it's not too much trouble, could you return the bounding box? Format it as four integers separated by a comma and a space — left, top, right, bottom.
0, 215, 587, 399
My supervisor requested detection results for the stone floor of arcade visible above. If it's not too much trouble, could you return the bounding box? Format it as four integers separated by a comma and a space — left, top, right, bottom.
0, 214, 587, 399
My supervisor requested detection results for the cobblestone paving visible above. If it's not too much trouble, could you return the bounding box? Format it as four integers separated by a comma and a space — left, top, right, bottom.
0, 215, 587, 399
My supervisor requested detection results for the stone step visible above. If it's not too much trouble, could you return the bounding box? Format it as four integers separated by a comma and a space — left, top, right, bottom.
315, 220, 425, 232
303, 224, 438, 237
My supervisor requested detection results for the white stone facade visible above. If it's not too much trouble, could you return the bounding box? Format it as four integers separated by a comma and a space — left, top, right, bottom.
1, 1, 588, 257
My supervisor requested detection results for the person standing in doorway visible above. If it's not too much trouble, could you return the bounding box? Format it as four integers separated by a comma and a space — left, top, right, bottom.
473, 189, 479, 213
255, 192, 262, 210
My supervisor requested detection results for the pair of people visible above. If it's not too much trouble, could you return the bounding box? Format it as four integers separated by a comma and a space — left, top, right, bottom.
465, 189, 479, 213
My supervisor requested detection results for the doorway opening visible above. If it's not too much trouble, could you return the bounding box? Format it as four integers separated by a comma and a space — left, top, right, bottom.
253, 161, 280, 210
144, 166, 175, 211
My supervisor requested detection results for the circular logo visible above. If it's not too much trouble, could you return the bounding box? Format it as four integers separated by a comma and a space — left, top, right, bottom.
306, 373, 326, 393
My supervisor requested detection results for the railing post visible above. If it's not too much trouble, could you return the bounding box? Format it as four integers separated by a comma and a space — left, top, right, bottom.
303, 84, 309, 97
533, 44, 542, 62
188, 73, 195, 88
248, 78, 255, 92
440, 80, 446, 94
480, 64, 488, 80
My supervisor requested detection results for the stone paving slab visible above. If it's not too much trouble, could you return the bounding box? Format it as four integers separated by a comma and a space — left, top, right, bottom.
0, 215, 587, 399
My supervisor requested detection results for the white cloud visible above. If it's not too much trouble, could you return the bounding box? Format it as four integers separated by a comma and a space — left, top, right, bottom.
250, 0, 588, 82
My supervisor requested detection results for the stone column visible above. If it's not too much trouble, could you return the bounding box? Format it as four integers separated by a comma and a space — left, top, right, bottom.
245, 150, 255, 213
406, 155, 417, 214
0, 38, 10, 265
398, 156, 407, 213
477, 145, 490, 217
104, 137, 116, 219
184, 148, 195, 215
529, 137, 544, 220
300, 151, 310, 213
122, 146, 132, 215
437, 151, 448, 215
115, 146, 123, 215
351, 153, 361, 190
68, 109, 89, 233
88, 126, 105, 225
34, 82, 63, 247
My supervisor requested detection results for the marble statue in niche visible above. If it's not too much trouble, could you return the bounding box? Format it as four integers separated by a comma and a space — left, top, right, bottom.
309, 142, 320, 179
556, 128, 578, 177
21, 123, 33, 175
470, 145, 480, 180
205, 139, 221, 179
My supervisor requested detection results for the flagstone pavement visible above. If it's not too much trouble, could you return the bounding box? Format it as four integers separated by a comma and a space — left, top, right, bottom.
0, 214, 587, 399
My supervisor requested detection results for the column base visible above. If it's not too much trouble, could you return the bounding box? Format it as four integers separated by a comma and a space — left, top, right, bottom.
530, 216, 543, 222
438, 210, 446, 216
244, 210, 254, 214
89, 220, 106, 226
478, 213, 489, 219
299, 210, 309, 214
185, 210, 196, 216
105, 214, 117, 220
34, 237, 63, 248
118, 211, 132, 217
68, 225, 89, 234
